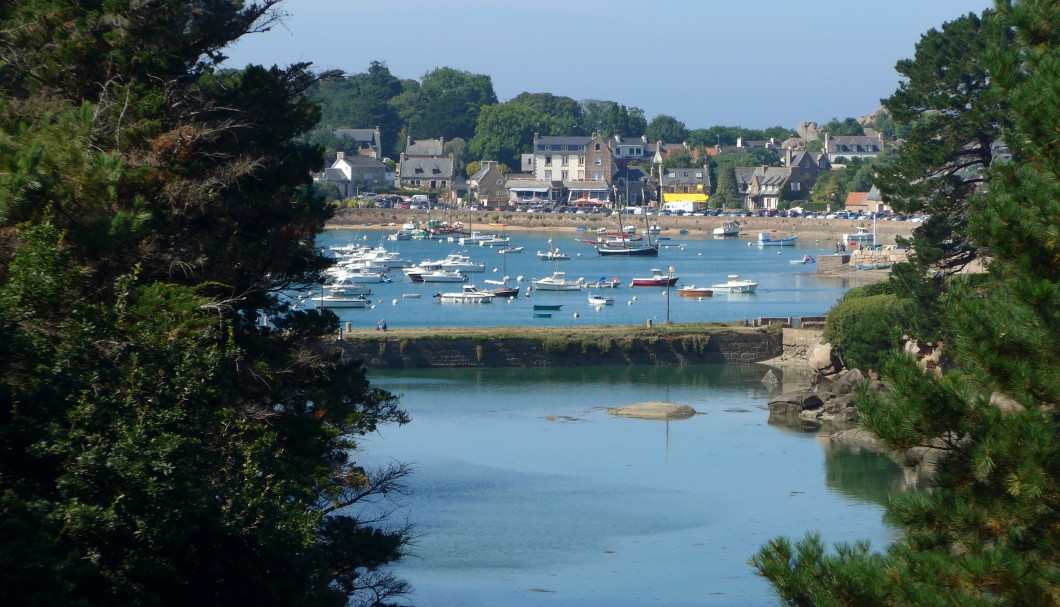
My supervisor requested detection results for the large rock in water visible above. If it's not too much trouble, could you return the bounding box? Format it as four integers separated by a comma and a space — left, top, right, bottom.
807, 337, 840, 375
767, 389, 823, 417
607, 401, 697, 420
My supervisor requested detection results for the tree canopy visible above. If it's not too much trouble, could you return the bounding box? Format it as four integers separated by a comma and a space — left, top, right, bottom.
0, 3, 411, 606
751, 2, 1060, 604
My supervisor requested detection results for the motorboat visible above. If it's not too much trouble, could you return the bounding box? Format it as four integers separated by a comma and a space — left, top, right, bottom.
757, 231, 797, 246
434, 285, 495, 303
843, 226, 876, 246
533, 303, 563, 311
478, 236, 511, 247
789, 255, 817, 265
315, 289, 371, 309
677, 286, 713, 297
713, 220, 741, 237
531, 271, 584, 291
630, 268, 679, 287
435, 252, 486, 273
711, 275, 759, 293
419, 269, 469, 283
498, 246, 524, 254
459, 231, 495, 246
584, 277, 623, 289
536, 246, 570, 260
326, 266, 392, 283
587, 294, 615, 306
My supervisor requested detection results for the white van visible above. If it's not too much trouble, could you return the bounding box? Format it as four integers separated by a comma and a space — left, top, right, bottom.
410, 194, 429, 203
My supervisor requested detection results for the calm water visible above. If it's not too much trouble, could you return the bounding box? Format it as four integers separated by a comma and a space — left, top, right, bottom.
358, 365, 904, 607
315, 229, 855, 329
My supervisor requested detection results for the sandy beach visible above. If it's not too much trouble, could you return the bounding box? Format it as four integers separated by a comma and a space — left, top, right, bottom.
327, 207, 917, 247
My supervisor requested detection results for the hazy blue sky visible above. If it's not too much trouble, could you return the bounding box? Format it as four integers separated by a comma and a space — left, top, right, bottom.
223, 0, 994, 130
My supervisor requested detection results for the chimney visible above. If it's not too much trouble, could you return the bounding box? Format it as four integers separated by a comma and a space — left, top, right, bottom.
785, 148, 792, 166
336, 151, 345, 161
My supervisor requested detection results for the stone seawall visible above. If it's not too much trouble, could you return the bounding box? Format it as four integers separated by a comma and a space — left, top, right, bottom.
337, 328, 783, 369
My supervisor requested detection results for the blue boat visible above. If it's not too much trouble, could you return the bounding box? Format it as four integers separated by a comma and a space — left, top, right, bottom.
533, 304, 563, 311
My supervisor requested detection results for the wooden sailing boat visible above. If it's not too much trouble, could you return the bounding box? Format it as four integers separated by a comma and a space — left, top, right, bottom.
595, 186, 659, 257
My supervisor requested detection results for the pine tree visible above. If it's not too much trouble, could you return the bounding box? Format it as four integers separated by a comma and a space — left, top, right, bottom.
750, 2, 1060, 604
0, 3, 412, 605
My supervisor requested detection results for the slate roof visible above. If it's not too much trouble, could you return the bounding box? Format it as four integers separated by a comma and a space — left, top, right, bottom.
661, 167, 711, 188
336, 156, 387, 170
405, 138, 445, 157
534, 136, 590, 153
333, 128, 379, 144
827, 135, 883, 155
734, 166, 792, 189
400, 157, 453, 177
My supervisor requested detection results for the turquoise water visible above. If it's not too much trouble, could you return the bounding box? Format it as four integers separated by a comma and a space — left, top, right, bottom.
358, 366, 903, 607
316, 230, 853, 329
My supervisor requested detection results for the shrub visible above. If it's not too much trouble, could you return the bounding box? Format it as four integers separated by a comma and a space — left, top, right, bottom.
824, 294, 902, 371
841, 280, 896, 301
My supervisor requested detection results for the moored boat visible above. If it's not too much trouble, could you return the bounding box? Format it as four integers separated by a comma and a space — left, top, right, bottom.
630, 268, 679, 287
531, 271, 584, 291
587, 294, 615, 306
584, 277, 623, 289
843, 226, 876, 246
757, 231, 797, 246
677, 286, 713, 297
711, 274, 758, 293
532, 303, 563, 311
315, 289, 372, 309
434, 285, 495, 303
713, 220, 741, 237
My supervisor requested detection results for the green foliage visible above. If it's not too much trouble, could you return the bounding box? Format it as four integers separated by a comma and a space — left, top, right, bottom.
581, 100, 647, 137
0, 4, 412, 606
507, 92, 586, 135
754, 3, 1060, 603
469, 103, 547, 169
876, 9, 1013, 268
405, 67, 497, 141
823, 293, 901, 371
841, 280, 896, 301
645, 114, 688, 143
821, 117, 865, 136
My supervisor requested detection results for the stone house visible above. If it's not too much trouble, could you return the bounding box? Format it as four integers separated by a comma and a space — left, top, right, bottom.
734, 166, 794, 210
397, 136, 456, 200
332, 127, 383, 160
824, 133, 885, 163
468, 161, 509, 208
314, 151, 388, 198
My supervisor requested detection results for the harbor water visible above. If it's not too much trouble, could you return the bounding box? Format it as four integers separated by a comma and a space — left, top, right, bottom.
314, 229, 858, 329
358, 365, 904, 607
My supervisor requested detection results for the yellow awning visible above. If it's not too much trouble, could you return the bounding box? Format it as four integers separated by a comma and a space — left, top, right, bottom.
661, 193, 709, 203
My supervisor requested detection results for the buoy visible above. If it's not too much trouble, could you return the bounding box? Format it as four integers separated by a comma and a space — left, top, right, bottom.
392, 299, 398, 305
632, 296, 638, 301
627, 301, 632, 306
573, 312, 580, 318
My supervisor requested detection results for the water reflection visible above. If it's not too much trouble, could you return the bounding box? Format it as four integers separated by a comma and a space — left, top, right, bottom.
365, 364, 909, 607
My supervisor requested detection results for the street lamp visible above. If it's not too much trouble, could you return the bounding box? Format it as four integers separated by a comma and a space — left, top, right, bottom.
665, 265, 675, 324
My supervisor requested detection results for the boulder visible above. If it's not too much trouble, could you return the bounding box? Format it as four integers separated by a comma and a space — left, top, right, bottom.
767, 389, 823, 417
807, 338, 840, 375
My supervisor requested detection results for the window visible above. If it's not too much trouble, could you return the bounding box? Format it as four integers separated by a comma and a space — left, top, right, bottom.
594, 157, 602, 166
695, 171, 703, 178
592, 171, 603, 181
545, 156, 552, 166
790, 182, 801, 192
561, 170, 569, 180
544, 170, 552, 180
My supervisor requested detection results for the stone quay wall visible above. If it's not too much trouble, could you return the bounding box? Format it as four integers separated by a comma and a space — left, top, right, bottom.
336, 328, 783, 369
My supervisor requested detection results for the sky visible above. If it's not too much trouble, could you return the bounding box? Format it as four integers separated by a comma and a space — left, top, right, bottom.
222, 0, 995, 131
